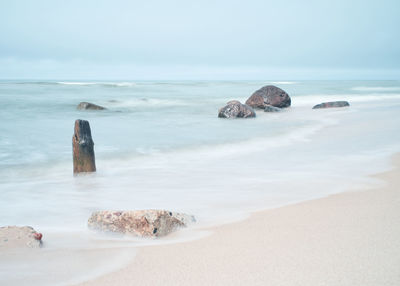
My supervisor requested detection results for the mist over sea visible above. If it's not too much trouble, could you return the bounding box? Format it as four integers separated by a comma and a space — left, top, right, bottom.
1, 80, 400, 285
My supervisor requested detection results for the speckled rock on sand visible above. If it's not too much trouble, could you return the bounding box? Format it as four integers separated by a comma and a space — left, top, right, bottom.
88, 210, 195, 237
0, 226, 43, 249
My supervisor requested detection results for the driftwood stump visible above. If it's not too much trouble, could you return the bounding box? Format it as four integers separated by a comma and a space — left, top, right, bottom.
73, 119, 96, 174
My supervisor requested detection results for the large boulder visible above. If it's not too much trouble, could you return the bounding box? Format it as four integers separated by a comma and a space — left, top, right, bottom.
312, 101, 350, 109
88, 210, 196, 238
77, 102, 106, 110
0, 226, 43, 249
218, 100, 256, 118
246, 85, 291, 109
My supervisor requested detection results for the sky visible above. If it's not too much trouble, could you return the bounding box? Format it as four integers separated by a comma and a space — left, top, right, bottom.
0, 0, 399, 80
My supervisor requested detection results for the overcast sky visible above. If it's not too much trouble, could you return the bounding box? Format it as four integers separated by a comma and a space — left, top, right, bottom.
0, 0, 399, 79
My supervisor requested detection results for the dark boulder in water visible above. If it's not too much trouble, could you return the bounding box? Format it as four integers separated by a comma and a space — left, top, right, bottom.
218, 100, 256, 118
246, 85, 291, 109
264, 105, 283, 112
72, 119, 96, 174
312, 101, 350, 109
77, 102, 106, 110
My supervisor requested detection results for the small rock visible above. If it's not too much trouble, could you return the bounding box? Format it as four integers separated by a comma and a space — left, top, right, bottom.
0, 226, 43, 249
88, 210, 196, 238
246, 85, 291, 109
218, 100, 256, 118
312, 101, 350, 109
33, 233, 43, 240
264, 105, 283, 112
77, 102, 106, 110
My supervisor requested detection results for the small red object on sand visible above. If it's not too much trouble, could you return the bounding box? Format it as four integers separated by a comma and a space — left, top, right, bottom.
33, 233, 42, 240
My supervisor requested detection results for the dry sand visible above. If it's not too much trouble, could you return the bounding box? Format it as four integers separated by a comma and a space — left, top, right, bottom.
76, 155, 400, 286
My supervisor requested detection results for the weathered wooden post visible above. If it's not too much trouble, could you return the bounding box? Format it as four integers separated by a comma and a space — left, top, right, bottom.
73, 119, 96, 174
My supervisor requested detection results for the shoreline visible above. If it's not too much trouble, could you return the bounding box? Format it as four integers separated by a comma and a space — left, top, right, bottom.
75, 154, 400, 286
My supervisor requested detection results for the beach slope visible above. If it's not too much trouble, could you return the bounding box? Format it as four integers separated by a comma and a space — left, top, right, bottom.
77, 155, 400, 286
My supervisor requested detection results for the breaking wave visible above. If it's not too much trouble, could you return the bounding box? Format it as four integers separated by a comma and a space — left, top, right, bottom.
269, 81, 297, 85
293, 93, 400, 106
57, 81, 137, 87
351, 86, 400, 92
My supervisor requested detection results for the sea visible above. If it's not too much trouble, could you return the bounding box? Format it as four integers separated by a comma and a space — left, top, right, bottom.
0, 80, 400, 285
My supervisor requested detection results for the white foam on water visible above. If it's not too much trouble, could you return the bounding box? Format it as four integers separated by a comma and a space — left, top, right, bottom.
269, 81, 298, 85
292, 93, 400, 106
0, 247, 136, 286
57, 81, 99, 86
107, 82, 137, 87
351, 86, 400, 91
108, 97, 191, 108
57, 81, 137, 87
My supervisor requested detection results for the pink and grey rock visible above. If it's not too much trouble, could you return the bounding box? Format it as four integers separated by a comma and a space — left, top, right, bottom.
88, 210, 196, 237
218, 100, 256, 118
312, 101, 350, 109
246, 85, 291, 109
0, 226, 43, 249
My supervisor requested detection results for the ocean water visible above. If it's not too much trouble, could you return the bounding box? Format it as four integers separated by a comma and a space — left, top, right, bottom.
1, 80, 400, 285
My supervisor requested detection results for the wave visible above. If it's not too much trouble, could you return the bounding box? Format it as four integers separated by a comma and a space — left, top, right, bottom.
57, 81, 98, 86
12, 81, 60, 85
293, 93, 400, 106
108, 98, 190, 108
7, 81, 137, 87
269, 81, 297, 85
351, 86, 400, 92
57, 81, 137, 87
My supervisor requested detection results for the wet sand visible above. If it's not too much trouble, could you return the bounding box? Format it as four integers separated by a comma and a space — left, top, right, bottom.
76, 154, 400, 286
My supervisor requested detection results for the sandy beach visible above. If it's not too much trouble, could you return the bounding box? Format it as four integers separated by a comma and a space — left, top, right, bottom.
1, 1, 399, 285
75, 154, 400, 286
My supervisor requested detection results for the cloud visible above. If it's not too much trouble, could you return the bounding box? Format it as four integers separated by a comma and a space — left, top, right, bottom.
0, 0, 399, 79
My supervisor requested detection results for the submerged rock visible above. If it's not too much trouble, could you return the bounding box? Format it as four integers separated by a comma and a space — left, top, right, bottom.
88, 210, 196, 238
264, 105, 283, 112
312, 101, 350, 109
245, 85, 291, 109
0, 226, 43, 249
218, 100, 256, 118
77, 102, 106, 110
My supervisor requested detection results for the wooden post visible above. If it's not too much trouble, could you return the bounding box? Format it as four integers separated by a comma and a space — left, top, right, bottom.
73, 119, 96, 174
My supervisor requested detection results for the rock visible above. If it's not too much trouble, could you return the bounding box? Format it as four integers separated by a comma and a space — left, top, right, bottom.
72, 119, 96, 174
312, 101, 350, 109
0, 226, 43, 249
88, 210, 196, 238
218, 100, 256, 118
264, 105, 283, 112
245, 85, 291, 109
77, 102, 106, 110
33, 233, 42, 240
